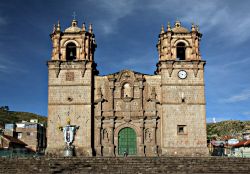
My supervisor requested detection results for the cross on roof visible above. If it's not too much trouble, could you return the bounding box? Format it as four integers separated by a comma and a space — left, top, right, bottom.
72, 12, 77, 20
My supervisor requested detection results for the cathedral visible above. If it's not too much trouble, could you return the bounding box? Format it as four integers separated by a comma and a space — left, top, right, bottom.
46, 19, 208, 156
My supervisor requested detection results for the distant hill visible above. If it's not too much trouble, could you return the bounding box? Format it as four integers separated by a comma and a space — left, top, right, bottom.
0, 109, 47, 126
207, 120, 250, 140
1, 107, 249, 140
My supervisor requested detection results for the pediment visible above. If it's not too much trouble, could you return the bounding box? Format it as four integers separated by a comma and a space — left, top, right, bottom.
107, 69, 146, 82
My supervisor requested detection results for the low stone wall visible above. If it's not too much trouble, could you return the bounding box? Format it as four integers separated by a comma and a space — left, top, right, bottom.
0, 157, 250, 173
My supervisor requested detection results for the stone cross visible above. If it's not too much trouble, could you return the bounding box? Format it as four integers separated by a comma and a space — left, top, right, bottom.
72, 12, 77, 20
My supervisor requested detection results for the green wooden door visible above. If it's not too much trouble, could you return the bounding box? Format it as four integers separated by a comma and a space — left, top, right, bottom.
118, 127, 137, 155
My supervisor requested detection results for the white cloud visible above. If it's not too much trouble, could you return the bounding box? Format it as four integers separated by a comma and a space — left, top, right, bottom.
242, 112, 250, 116
223, 89, 250, 103
207, 117, 227, 123
0, 16, 6, 26
95, 0, 135, 34
0, 57, 13, 73
223, 57, 250, 68
0, 64, 8, 73
185, 2, 250, 44
207, 57, 250, 75
151, 0, 250, 44
83, 0, 250, 42
122, 57, 150, 66
0, 55, 27, 74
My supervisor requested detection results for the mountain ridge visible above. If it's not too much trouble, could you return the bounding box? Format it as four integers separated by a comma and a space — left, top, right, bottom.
1, 109, 249, 140
0, 109, 47, 126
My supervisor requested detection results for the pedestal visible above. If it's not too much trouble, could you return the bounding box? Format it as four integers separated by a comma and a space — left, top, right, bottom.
64, 145, 75, 157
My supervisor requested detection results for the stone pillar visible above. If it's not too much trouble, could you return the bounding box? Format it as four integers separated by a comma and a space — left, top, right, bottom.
139, 79, 144, 110
109, 78, 115, 112
85, 36, 89, 60
96, 128, 102, 156
96, 119, 102, 156
139, 118, 145, 156
108, 117, 115, 156
152, 118, 158, 156
80, 35, 86, 60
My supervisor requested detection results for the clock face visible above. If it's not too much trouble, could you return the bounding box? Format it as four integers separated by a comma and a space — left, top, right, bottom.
178, 70, 187, 79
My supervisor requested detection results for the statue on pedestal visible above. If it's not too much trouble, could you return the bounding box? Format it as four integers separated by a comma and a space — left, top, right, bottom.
58, 117, 79, 157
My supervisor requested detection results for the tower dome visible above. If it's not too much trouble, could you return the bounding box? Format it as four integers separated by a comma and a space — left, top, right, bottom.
65, 19, 81, 33
171, 20, 189, 33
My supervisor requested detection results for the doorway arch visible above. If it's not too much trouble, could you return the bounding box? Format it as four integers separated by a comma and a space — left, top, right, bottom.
118, 127, 137, 155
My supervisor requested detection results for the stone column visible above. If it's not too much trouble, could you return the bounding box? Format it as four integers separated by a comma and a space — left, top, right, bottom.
97, 124, 101, 146
152, 118, 158, 156
139, 118, 145, 156
85, 36, 89, 60
81, 35, 86, 59
108, 117, 115, 156
96, 121, 102, 156
109, 78, 115, 112
139, 79, 144, 110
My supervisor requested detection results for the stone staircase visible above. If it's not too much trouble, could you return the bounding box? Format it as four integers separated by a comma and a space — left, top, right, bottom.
0, 157, 250, 173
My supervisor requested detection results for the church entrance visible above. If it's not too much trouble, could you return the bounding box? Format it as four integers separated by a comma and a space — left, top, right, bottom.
118, 127, 137, 155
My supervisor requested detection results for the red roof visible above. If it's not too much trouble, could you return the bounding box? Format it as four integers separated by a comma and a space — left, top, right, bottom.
232, 140, 250, 148
221, 135, 233, 140
1, 135, 26, 145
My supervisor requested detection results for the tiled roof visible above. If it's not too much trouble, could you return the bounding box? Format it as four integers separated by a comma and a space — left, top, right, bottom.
233, 140, 250, 148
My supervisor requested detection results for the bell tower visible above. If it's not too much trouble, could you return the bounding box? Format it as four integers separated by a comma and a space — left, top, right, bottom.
47, 19, 97, 156
157, 21, 208, 156
156, 20, 202, 62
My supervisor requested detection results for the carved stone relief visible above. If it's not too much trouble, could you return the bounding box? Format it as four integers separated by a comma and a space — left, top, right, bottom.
145, 128, 152, 143
66, 72, 74, 81
102, 128, 109, 143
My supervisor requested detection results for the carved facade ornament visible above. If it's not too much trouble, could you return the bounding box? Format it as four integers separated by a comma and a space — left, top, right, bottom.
66, 72, 74, 81
55, 69, 60, 78
81, 61, 87, 77
97, 87, 102, 98
102, 129, 109, 143
117, 70, 136, 82
193, 68, 198, 77
94, 87, 106, 104
81, 68, 86, 77
54, 61, 61, 78
151, 87, 156, 100
145, 128, 152, 143
166, 61, 174, 77
122, 83, 132, 98
192, 61, 199, 77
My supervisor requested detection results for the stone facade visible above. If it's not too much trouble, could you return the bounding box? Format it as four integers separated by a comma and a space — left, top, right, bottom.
46, 19, 208, 156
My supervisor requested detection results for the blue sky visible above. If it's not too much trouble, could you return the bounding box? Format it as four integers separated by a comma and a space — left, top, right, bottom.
0, 0, 250, 122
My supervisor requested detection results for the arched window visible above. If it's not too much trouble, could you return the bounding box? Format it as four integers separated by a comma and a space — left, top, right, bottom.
176, 42, 186, 60
122, 83, 131, 98
66, 42, 76, 60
